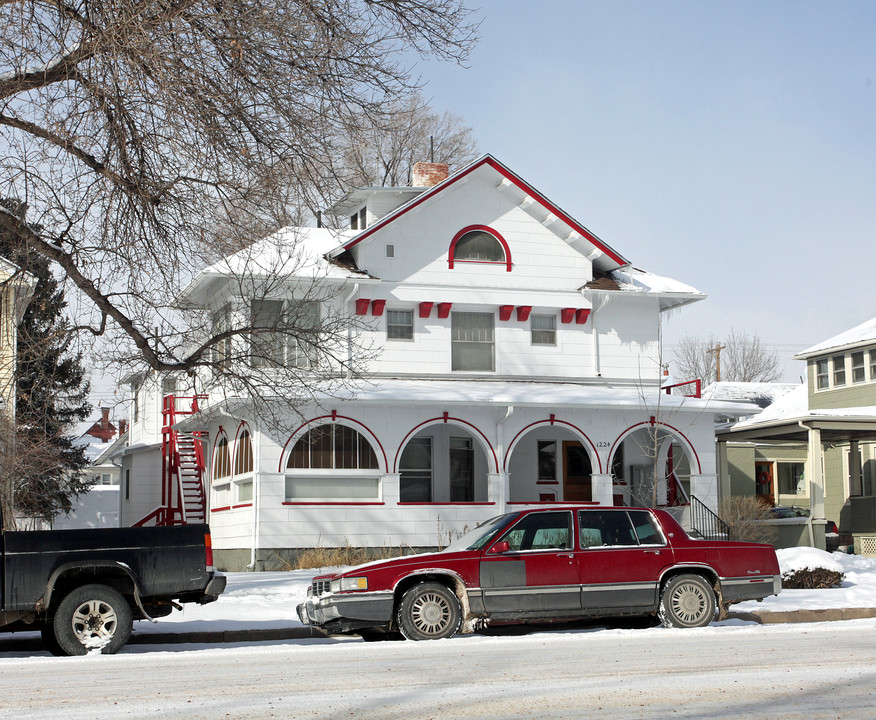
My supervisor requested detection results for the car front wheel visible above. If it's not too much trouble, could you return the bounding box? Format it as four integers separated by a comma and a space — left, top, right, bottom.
396, 582, 462, 641
658, 574, 717, 629
52, 584, 133, 656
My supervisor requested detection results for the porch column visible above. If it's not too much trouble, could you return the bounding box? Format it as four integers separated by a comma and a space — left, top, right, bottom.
806, 425, 826, 520
591, 474, 614, 506
489, 472, 505, 513
690, 474, 719, 514
716, 439, 730, 504
383, 473, 401, 505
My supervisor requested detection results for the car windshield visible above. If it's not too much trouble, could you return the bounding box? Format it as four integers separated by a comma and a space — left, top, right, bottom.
443, 513, 517, 553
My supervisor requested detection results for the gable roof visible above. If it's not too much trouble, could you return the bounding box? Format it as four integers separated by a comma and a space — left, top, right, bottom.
328, 154, 630, 272
795, 316, 876, 360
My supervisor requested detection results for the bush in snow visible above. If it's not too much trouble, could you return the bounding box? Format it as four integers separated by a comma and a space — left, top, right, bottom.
718, 497, 777, 545
781, 567, 845, 589
777, 547, 845, 589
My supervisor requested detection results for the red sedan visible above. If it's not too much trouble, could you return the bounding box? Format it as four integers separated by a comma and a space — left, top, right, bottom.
297, 506, 781, 640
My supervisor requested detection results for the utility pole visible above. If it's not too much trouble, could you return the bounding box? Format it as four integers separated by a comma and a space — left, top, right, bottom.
708, 343, 727, 382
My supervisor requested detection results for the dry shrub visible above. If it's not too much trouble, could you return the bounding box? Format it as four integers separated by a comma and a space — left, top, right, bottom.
782, 567, 844, 589
718, 496, 777, 545
292, 544, 402, 571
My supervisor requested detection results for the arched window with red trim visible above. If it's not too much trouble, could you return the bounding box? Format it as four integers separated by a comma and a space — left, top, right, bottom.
448, 225, 512, 271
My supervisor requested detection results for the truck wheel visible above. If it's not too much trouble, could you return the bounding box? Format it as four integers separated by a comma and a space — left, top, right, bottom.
53, 584, 133, 656
396, 582, 461, 641
658, 574, 717, 629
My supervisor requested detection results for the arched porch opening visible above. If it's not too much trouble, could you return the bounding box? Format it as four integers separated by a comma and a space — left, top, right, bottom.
610, 423, 699, 508
505, 422, 600, 503
395, 421, 493, 503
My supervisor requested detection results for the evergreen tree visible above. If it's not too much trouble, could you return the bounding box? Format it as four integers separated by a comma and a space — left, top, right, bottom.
0, 199, 92, 526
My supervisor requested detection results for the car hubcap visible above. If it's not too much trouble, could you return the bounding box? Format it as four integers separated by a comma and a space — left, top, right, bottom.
671, 583, 707, 624
71, 600, 118, 641
411, 592, 450, 634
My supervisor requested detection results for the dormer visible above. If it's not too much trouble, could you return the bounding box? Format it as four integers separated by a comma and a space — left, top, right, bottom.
327, 162, 451, 231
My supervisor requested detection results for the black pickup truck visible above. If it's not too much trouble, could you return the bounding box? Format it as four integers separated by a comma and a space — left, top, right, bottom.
0, 523, 226, 655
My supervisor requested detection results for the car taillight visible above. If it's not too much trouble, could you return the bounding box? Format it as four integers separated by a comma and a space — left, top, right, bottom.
205, 531, 214, 569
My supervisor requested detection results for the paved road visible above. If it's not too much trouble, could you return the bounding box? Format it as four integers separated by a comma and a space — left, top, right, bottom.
1, 621, 874, 719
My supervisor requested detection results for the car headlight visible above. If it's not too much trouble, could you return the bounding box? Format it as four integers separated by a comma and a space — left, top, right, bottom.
331, 576, 368, 593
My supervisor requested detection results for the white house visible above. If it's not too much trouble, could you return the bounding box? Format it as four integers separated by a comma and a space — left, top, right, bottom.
118, 155, 753, 570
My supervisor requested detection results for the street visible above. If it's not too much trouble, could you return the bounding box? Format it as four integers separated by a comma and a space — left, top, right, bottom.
1, 620, 873, 719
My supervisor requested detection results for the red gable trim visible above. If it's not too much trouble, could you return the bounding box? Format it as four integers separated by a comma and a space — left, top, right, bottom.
337, 155, 628, 267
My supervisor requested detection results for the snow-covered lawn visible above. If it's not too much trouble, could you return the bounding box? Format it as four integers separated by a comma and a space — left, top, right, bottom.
136, 547, 876, 636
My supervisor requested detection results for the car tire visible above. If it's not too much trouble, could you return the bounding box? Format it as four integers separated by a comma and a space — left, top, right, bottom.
52, 584, 133, 656
658, 574, 717, 629
40, 625, 65, 656
396, 582, 462, 641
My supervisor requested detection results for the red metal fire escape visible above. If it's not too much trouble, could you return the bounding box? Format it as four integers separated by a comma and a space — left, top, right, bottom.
134, 395, 208, 527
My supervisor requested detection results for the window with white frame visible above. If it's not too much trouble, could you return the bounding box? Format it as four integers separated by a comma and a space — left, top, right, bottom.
387, 309, 414, 340
250, 299, 319, 368
833, 355, 846, 386
233, 429, 254, 503
816, 359, 829, 389
451, 312, 495, 372
285, 424, 380, 500
211, 304, 232, 367
531, 314, 556, 345
852, 351, 866, 383
870, 350, 876, 381
212, 435, 231, 506
399, 437, 432, 502
776, 462, 805, 495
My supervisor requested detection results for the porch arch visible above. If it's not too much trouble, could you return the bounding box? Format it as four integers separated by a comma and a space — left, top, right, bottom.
393, 416, 498, 474
503, 418, 603, 473
279, 414, 389, 473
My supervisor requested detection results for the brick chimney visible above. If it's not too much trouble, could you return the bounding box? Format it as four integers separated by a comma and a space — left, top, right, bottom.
118, 419, 128, 436
411, 162, 449, 188
86, 407, 117, 443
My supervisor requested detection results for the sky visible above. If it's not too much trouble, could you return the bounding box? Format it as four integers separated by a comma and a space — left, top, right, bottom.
412, 0, 876, 382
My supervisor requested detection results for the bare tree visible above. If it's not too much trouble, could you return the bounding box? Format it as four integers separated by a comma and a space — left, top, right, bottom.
672, 328, 782, 385
0, 1, 479, 422
334, 92, 479, 192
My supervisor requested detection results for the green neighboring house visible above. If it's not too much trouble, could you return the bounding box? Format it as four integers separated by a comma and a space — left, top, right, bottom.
716, 318, 876, 554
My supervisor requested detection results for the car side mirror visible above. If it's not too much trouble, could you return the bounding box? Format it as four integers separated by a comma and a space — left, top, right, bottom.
488, 540, 511, 555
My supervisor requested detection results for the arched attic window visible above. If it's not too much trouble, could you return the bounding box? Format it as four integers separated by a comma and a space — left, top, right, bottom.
448, 225, 512, 271
285, 423, 381, 501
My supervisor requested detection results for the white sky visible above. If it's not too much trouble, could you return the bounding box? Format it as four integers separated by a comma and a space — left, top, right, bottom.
413, 0, 876, 382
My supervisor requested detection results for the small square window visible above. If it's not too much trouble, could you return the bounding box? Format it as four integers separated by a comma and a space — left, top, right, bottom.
833, 355, 846, 387
531, 314, 556, 345
852, 351, 865, 383
387, 310, 414, 340
385, 244, 395, 258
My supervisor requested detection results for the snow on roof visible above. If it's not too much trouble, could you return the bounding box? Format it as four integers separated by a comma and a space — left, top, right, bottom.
72, 432, 115, 463
796, 316, 876, 359
609, 267, 704, 298
731, 383, 876, 430
263, 378, 760, 414
180, 226, 361, 303
701, 382, 801, 409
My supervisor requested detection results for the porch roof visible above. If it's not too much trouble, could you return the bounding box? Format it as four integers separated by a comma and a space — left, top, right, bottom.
194, 378, 761, 419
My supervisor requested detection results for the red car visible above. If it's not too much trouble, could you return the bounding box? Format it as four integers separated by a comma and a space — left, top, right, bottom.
297, 506, 781, 641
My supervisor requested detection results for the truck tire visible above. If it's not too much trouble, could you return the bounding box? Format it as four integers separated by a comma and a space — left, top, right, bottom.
396, 582, 461, 641
52, 584, 133, 656
658, 574, 717, 629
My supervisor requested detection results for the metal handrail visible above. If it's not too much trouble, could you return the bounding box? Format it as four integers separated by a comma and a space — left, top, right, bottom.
689, 495, 731, 541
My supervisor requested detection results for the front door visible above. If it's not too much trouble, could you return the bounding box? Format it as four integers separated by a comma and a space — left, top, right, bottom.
755, 462, 775, 506
480, 510, 580, 618
563, 442, 592, 502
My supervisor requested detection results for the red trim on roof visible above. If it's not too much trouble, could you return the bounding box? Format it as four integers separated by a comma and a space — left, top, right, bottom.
338, 155, 627, 267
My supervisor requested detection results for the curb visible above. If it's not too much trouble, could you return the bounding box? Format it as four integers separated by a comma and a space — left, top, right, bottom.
129, 626, 329, 645
727, 607, 876, 624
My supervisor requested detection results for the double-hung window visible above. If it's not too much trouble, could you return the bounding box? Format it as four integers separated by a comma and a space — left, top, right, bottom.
451, 312, 495, 372
833, 355, 846, 387
387, 310, 414, 340
816, 359, 829, 389
852, 351, 866, 383
251, 299, 319, 368
531, 314, 556, 345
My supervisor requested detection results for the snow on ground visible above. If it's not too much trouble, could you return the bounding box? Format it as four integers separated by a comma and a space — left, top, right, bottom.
133, 549, 876, 636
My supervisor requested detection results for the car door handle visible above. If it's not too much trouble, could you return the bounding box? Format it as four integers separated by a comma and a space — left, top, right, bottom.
557, 553, 576, 559
644, 550, 661, 555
